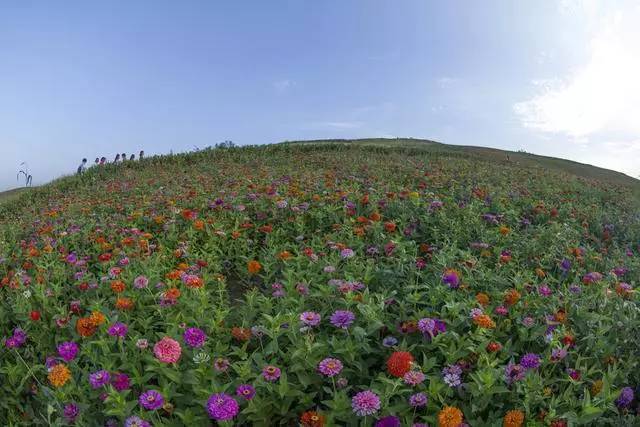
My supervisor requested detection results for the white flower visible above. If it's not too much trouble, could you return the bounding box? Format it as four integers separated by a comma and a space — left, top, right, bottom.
22, 290, 32, 298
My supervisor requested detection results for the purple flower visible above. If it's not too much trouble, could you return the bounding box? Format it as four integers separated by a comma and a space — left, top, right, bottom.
522, 316, 535, 327
111, 373, 131, 391
382, 336, 398, 347
340, 248, 355, 258
183, 327, 207, 348
538, 285, 552, 297
375, 415, 401, 427
236, 384, 256, 400
409, 392, 428, 408
560, 258, 571, 271
442, 364, 462, 387
89, 370, 110, 388
262, 365, 281, 381
125, 416, 151, 427
213, 357, 230, 372
403, 370, 426, 386
330, 310, 355, 329
206, 393, 239, 421
57, 341, 79, 362
504, 362, 526, 385
139, 390, 164, 410
417, 317, 446, 338
441, 270, 460, 288
616, 387, 634, 408
107, 322, 128, 338
133, 275, 149, 289
63, 403, 79, 422
351, 390, 381, 416
520, 353, 541, 370
5, 328, 27, 349
551, 348, 568, 362
318, 358, 343, 377
300, 311, 321, 327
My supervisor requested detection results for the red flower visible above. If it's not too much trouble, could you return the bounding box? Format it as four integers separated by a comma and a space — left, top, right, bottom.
486, 341, 502, 353
30, 310, 41, 321
386, 351, 414, 378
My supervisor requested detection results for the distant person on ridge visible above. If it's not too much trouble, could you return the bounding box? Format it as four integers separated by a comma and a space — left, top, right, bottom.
94, 157, 99, 166
114, 153, 120, 163
139, 150, 144, 160
129, 154, 135, 161
121, 153, 127, 162
76, 158, 88, 175
100, 157, 106, 165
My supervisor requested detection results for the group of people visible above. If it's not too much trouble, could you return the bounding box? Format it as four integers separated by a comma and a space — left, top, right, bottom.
77, 150, 145, 175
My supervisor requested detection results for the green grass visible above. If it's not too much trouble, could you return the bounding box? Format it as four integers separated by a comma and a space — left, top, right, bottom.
282, 138, 640, 189
0, 187, 30, 204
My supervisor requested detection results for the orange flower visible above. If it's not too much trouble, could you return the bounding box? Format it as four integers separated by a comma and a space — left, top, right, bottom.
231, 327, 251, 342
300, 411, 325, 427
278, 251, 292, 260
438, 406, 463, 427
163, 288, 181, 300
166, 270, 182, 280
76, 317, 97, 337
115, 297, 134, 311
503, 410, 525, 427
48, 363, 71, 387
504, 289, 521, 306
386, 351, 414, 377
247, 260, 262, 274
369, 212, 381, 222
535, 268, 546, 278
110, 280, 125, 293
194, 219, 205, 230
185, 276, 203, 289
476, 292, 490, 307
499, 226, 511, 235
89, 311, 106, 326
384, 222, 397, 232
473, 314, 496, 329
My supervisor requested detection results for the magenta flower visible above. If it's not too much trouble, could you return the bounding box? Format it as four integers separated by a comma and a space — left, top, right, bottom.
262, 365, 281, 382
133, 275, 149, 289
236, 384, 256, 400
206, 393, 239, 421
351, 390, 381, 416
89, 370, 110, 388
139, 390, 164, 411
409, 392, 428, 407
183, 327, 207, 348
57, 341, 79, 362
403, 370, 426, 386
318, 358, 343, 377
107, 322, 128, 338
111, 373, 131, 391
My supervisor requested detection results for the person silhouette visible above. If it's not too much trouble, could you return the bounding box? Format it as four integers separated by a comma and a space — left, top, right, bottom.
76, 158, 88, 175
100, 157, 106, 165
114, 153, 121, 163
129, 154, 135, 161
139, 150, 144, 160
121, 153, 127, 162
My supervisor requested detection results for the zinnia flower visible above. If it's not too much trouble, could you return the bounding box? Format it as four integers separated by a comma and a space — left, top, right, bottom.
351, 390, 381, 416
300, 410, 326, 427
262, 365, 281, 381
125, 416, 151, 427
615, 387, 634, 408
236, 384, 256, 400
63, 403, 79, 422
403, 370, 426, 386
437, 406, 463, 427
318, 358, 343, 377
330, 310, 355, 329
409, 392, 428, 407
519, 353, 541, 370
154, 337, 182, 363
386, 351, 414, 377
107, 322, 128, 338
57, 341, 79, 362
375, 415, 400, 427
300, 311, 321, 327
48, 363, 71, 387
503, 410, 525, 427
89, 370, 110, 388
139, 390, 164, 411
183, 327, 207, 348
206, 393, 239, 421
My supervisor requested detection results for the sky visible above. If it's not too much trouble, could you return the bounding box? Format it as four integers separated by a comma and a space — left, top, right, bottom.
1, 0, 639, 190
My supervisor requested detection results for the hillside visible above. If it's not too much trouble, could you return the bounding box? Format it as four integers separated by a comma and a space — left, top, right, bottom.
283, 138, 640, 189
1, 142, 639, 426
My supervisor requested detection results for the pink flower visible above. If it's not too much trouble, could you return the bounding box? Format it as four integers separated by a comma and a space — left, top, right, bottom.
153, 337, 182, 363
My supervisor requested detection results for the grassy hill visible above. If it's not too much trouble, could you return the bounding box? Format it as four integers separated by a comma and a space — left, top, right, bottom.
283, 138, 640, 189
1, 141, 639, 425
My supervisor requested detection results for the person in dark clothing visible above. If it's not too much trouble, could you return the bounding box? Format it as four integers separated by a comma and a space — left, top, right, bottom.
129, 154, 135, 161
121, 153, 127, 162
139, 150, 144, 160
76, 158, 88, 175
100, 157, 106, 165
114, 153, 120, 163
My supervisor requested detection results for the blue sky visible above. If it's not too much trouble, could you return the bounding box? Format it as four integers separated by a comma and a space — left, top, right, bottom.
1, 0, 639, 190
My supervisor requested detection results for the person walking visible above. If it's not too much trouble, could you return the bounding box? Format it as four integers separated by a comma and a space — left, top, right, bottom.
139, 150, 144, 160
114, 153, 120, 163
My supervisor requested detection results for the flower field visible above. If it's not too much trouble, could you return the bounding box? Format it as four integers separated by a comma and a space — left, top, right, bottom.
1, 142, 639, 426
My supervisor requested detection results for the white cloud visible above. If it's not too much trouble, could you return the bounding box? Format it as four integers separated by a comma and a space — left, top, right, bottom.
514, 4, 640, 139
437, 77, 458, 88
